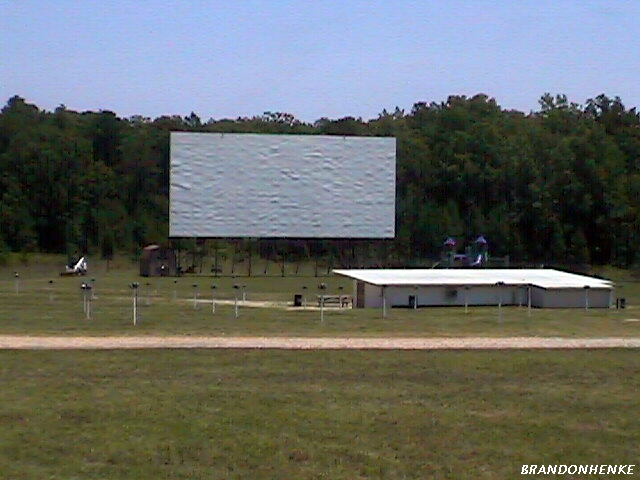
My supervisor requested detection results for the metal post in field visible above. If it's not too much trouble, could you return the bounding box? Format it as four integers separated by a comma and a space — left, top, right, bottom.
130, 282, 139, 326
495, 281, 505, 322
233, 284, 240, 319
81, 282, 87, 313
211, 284, 217, 314
192, 284, 199, 309
464, 286, 470, 314
382, 286, 387, 319
584, 285, 590, 312
318, 282, 327, 324
81, 282, 92, 320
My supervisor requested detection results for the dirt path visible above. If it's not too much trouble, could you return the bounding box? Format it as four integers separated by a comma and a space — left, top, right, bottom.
1, 335, 640, 350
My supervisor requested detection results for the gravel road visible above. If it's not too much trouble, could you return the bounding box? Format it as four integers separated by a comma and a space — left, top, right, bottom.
1, 335, 640, 350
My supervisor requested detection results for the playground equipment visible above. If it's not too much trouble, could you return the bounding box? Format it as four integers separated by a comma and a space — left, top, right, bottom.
439, 236, 490, 268
60, 256, 88, 276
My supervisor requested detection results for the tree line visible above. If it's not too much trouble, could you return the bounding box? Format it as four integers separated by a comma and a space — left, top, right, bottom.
0, 93, 639, 267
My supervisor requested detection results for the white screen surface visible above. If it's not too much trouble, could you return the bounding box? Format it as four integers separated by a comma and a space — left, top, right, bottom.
170, 133, 396, 238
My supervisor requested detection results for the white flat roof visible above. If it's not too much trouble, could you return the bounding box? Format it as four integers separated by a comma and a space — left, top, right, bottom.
332, 269, 614, 290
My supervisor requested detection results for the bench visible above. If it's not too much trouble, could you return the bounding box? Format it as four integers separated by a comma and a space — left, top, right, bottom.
317, 295, 353, 308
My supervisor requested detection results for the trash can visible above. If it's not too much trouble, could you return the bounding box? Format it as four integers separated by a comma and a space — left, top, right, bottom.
619, 297, 626, 309
408, 295, 416, 308
294, 294, 303, 307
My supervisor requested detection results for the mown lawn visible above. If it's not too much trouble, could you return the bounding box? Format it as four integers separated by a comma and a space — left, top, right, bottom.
0, 349, 638, 479
0, 259, 639, 337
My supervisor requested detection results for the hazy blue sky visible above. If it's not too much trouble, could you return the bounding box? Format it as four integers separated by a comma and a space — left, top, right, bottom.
2, 1, 639, 122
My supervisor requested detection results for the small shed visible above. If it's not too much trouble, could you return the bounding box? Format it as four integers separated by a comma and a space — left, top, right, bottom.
140, 245, 177, 277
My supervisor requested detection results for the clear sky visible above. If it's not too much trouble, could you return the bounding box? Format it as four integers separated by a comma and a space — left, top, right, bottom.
2, 0, 639, 122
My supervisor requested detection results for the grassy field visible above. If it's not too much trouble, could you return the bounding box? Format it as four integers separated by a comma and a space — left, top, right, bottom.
0, 349, 638, 479
0, 255, 639, 337
1, 256, 639, 478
